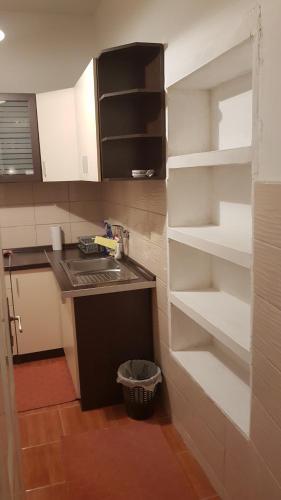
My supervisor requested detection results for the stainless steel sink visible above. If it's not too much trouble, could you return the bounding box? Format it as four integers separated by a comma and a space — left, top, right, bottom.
60, 257, 138, 287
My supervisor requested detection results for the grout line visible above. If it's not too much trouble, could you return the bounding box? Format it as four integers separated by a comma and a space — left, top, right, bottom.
58, 406, 67, 437
25, 481, 66, 493
21, 439, 60, 451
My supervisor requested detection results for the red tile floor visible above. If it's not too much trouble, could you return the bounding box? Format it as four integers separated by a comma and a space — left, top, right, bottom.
19, 400, 220, 499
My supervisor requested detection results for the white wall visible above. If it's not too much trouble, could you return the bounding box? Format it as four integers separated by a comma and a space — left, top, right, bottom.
0, 11, 97, 92
258, 0, 281, 180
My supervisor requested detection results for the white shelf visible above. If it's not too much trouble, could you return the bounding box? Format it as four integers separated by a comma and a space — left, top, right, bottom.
170, 290, 251, 362
168, 226, 251, 268
168, 146, 252, 170
172, 348, 251, 435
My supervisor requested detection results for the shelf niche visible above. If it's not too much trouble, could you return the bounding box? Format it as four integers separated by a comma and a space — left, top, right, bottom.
168, 162, 252, 267
169, 240, 251, 360
170, 305, 251, 435
168, 39, 253, 157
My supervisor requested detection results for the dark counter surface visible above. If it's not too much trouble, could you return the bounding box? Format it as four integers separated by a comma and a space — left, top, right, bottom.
3, 246, 50, 271
45, 247, 156, 298
3, 245, 156, 297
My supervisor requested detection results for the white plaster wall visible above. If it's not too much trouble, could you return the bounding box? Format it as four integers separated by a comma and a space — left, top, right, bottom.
0, 11, 97, 93
258, 0, 281, 181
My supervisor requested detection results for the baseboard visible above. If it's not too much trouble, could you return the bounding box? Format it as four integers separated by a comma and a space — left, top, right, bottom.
13, 348, 64, 364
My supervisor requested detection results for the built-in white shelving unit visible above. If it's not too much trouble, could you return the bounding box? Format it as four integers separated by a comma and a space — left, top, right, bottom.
167, 37, 255, 435
168, 226, 251, 268
170, 290, 251, 362
167, 146, 252, 170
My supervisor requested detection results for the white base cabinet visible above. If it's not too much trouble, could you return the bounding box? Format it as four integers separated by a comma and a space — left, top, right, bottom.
11, 269, 62, 355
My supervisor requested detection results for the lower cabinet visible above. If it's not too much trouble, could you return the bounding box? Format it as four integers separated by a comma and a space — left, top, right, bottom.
64, 289, 154, 411
10, 269, 62, 355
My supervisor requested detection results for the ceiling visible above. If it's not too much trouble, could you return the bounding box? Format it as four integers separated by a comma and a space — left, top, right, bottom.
0, 0, 101, 15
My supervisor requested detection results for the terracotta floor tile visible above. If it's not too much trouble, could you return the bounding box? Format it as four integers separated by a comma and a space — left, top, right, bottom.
19, 409, 63, 448
59, 402, 107, 435
160, 422, 187, 453
22, 442, 65, 490
25, 482, 69, 500
100, 404, 131, 427
176, 450, 217, 499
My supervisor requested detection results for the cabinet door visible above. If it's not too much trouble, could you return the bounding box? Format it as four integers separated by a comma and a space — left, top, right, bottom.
4, 273, 17, 355
0, 93, 41, 182
12, 269, 62, 354
36, 88, 80, 182
74, 59, 101, 182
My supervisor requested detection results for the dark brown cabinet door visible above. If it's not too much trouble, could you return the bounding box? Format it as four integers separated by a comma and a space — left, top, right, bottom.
0, 93, 42, 182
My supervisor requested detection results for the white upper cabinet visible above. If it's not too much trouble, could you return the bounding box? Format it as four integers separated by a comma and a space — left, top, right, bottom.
36, 59, 101, 183
74, 59, 101, 182
36, 88, 80, 182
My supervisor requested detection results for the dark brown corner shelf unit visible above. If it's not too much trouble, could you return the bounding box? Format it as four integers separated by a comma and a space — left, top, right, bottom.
97, 42, 166, 180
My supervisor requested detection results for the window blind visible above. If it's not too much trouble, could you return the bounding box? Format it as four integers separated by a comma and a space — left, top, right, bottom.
0, 99, 34, 176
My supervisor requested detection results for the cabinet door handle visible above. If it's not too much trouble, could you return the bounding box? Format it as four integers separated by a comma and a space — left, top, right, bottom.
10, 315, 23, 333
42, 160, 47, 179
16, 278, 20, 297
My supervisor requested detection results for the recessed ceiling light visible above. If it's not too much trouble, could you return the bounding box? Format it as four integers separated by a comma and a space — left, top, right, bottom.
0, 30, 6, 42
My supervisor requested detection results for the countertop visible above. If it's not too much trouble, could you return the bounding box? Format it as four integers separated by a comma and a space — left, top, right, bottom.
45, 247, 156, 298
3, 246, 50, 271
3, 245, 156, 298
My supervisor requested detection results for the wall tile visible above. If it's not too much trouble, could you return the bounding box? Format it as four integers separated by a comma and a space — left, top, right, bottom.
224, 450, 254, 500
70, 221, 104, 243
154, 279, 168, 314
252, 447, 281, 500
36, 223, 72, 246
251, 396, 281, 486
153, 308, 169, 348
69, 201, 102, 223
148, 181, 167, 215
34, 203, 70, 225
158, 339, 226, 445
128, 207, 149, 240
126, 181, 151, 210
0, 226, 36, 248
0, 183, 34, 206
224, 419, 253, 500
148, 212, 167, 247
252, 348, 281, 428
166, 378, 224, 482
0, 206, 35, 227
254, 240, 281, 309
33, 182, 69, 203
132, 236, 167, 283
254, 182, 281, 248
68, 181, 102, 202
253, 295, 281, 372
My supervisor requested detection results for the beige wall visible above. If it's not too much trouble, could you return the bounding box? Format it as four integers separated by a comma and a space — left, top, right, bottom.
0, 182, 103, 249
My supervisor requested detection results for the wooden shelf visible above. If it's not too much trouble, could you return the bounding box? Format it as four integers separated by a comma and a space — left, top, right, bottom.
99, 89, 162, 101
97, 42, 165, 180
170, 290, 251, 362
172, 348, 251, 435
101, 133, 162, 143
168, 226, 252, 268
168, 146, 252, 170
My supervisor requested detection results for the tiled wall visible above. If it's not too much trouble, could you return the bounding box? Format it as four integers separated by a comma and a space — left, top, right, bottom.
0, 182, 104, 249
100, 180, 281, 499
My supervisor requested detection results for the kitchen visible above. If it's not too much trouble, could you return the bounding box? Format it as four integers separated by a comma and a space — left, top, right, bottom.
1, 1, 281, 500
